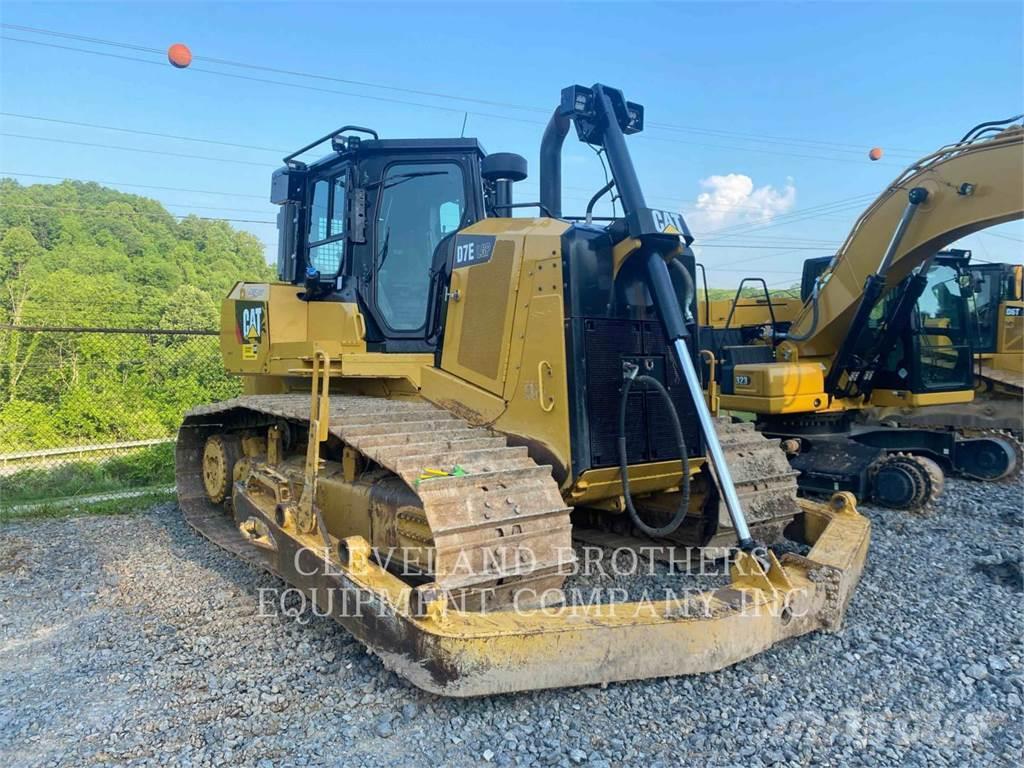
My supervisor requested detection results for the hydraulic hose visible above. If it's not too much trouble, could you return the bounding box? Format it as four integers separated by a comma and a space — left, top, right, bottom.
669, 256, 700, 350
617, 367, 690, 537
784, 281, 820, 342
668, 257, 696, 323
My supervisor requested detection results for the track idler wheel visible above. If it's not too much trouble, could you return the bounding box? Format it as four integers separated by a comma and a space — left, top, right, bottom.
870, 453, 943, 512
955, 433, 1021, 481
202, 433, 242, 504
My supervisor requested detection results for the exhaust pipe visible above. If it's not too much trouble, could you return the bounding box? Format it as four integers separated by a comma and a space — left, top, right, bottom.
539, 109, 570, 218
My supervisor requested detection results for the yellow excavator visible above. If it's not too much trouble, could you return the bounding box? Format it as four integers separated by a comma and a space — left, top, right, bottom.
175, 84, 869, 696
699, 116, 1023, 510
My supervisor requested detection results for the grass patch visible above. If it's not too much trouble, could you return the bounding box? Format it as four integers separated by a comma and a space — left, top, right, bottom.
1, 488, 175, 522
0, 443, 175, 516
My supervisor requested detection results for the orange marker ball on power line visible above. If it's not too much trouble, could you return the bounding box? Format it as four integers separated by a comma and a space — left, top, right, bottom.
868, 147, 884, 161
167, 43, 192, 69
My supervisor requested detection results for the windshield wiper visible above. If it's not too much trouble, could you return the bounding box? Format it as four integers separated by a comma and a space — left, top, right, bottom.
377, 226, 391, 269
369, 171, 447, 192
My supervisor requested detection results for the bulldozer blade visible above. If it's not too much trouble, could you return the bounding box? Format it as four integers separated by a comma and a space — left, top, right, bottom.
178, 470, 869, 696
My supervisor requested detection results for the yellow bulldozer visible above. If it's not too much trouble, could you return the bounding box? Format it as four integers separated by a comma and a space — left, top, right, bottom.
697, 116, 1024, 510
175, 84, 869, 696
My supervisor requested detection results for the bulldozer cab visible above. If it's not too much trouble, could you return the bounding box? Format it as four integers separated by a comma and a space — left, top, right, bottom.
271, 134, 489, 351
951, 255, 1022, 354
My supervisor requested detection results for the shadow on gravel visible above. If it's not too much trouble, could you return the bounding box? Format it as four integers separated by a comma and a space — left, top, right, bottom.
147, 502, 290, 589
972, 557, 1024, 592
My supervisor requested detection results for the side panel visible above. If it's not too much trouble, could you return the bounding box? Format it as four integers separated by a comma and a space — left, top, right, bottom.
998, 300, 1024, 358
497, 234, 573, 484
440, 227, 524, 395
425, 218, 574, 482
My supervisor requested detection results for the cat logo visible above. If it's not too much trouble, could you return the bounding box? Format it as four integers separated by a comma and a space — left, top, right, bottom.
235, 301, 267, 361
650, 209, 687, 235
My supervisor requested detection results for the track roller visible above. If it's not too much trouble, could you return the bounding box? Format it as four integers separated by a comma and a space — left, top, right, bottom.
201, 433, 242, 504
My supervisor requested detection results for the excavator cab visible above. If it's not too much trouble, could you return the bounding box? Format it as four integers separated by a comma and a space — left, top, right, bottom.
842, 251, 975, 397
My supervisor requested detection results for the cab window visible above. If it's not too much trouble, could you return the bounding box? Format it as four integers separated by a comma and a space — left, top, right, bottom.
375, 163, 464, 331
307, 175, 346, 276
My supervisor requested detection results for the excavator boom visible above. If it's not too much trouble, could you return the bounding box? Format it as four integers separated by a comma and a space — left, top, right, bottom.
787, 125, 1024, 358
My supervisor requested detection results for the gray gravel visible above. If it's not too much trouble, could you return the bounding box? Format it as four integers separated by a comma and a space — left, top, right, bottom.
1, 477, 1022, 767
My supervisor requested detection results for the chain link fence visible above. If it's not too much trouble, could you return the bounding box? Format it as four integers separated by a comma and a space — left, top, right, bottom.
0, 325, 239, 514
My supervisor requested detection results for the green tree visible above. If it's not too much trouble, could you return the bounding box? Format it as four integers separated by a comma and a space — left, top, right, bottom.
0, 178, 274, 450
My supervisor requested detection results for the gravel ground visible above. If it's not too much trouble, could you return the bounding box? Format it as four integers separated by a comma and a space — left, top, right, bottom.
1, 477, 1022, 767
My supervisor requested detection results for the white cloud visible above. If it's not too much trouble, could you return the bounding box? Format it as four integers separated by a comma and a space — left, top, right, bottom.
689, 173, 796, 232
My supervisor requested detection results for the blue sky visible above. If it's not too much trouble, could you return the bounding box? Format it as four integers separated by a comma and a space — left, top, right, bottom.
1, 1, 1021, 287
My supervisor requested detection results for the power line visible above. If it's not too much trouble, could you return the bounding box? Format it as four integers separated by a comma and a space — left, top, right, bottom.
0, 35, 546, 128
0, 132, 271, 167
704, 248, 818, 269
647, 122, 923, 158
1, 23, 927, 159
692, 243, 832, 251
2, 172, 852, 249
0, 170, 267, 199
3, 202, 275, 225
701, 268, 802, 274
0, 24, 553, 115
3, 137, 860, 229
3, 202, 831, 247
0, 174, 280, 213
701, 193, 876, 240
3, 120, 813, 216
3, 167, 862, 250
0, 32, 907, 167
978, 230, 1024, 243
700, 200, 869, 242
638, 132, 902, 166
0, 112, 286, 153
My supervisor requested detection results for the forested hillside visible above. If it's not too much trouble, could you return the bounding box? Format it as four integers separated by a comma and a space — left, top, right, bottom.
0, 179, 274, 454
0, 179, 273, 327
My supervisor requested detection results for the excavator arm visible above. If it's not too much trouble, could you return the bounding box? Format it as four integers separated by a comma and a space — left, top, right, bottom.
784, 123, 1024, 360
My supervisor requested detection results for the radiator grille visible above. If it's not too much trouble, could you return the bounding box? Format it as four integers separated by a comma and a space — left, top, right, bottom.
583, 319, 702, 468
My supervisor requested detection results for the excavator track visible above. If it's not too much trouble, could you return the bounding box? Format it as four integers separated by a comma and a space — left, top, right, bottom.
177, 394, 575, 611
977, 363, 1024, 399
862, 406, 1022, 482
